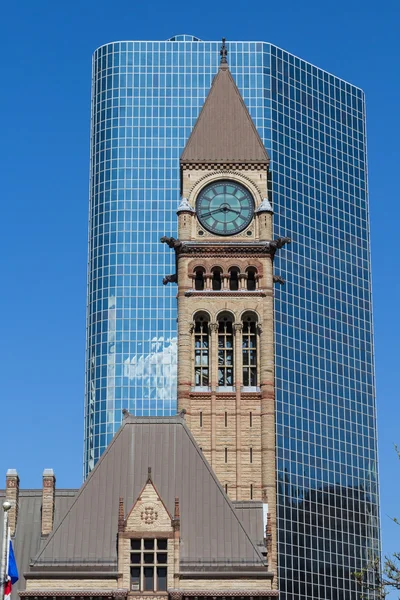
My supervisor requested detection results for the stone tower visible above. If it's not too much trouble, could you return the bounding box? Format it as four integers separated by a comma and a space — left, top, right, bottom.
162, 39, 289, 571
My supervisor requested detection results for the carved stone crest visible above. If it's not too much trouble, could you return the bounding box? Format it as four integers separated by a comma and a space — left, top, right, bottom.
140, 503, 159, 526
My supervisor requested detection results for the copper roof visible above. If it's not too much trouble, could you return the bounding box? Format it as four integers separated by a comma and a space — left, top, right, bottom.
180, 62, 269, 165
29, 416, 266, 573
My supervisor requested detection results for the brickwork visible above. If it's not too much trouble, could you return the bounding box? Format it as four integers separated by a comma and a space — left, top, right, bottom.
176, 154, 278, 580
177, 578, 274, 591
25, 579, 118, 591
42, 470, 56, 536
117, 480, 179, 593
6, 470, 19, 536
125, 481, 173, 532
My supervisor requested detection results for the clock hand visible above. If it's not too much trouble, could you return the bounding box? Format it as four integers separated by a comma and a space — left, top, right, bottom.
202, 206, 241, 218
201, 207, 226, 217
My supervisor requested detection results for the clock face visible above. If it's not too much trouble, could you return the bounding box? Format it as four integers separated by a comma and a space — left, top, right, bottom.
196, 180, 254, 235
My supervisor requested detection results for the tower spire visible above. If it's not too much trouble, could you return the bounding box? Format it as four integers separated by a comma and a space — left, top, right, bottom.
220, 37, 228, 69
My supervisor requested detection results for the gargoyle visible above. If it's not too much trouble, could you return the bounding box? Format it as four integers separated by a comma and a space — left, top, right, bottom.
269, 236, 291, 258
160, 236, 182, 249
163, 274, 177, 285
273, 275, 285, 285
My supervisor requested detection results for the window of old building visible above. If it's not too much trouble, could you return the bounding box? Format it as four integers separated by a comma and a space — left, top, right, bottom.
212, 267, 222, 290
242, 314, 258, 387
247, 267, 257, 291
194, 267, 205, 290
194, 314, 209, 387
217, 314, 234, 387
130, 538, 168, 592
229, 267, 239, 291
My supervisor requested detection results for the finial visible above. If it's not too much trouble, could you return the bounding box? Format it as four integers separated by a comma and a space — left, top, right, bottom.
220, 37, 228, 67
174, 497, 180, 520
118, 497, 125, 531
147, 467, 152, 482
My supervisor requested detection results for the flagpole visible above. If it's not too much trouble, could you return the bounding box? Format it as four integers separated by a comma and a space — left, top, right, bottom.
0, 502, 11, 600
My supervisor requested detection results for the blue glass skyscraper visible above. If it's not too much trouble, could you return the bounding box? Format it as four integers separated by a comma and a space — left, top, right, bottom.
86, 36, 379, 598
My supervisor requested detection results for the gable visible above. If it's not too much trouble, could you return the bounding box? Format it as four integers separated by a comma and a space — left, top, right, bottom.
125, 480, 172, 533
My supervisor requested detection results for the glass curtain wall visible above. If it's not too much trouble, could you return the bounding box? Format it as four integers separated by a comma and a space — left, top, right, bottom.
86, 36, 380, 599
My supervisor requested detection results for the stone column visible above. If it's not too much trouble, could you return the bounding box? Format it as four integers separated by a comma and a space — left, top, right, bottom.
6, 469, 19, 536
234, 322, 243, 500
260, 254, 277, 577
239, 273, 247, 290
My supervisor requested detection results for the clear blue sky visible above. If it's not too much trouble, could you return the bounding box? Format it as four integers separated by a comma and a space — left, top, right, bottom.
1, 0, 399, 588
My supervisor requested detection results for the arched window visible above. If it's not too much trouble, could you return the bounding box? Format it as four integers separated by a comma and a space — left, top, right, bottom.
242, 314, 258, 387
247, 267, 257, 291
229, 268, 239, 291
217, 313, 234, 386
194, 313, 209, 386
212, 267, 222, 290
194, 267, 205, 291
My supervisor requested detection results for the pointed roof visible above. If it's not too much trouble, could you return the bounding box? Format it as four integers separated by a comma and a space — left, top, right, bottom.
29, 416, 266, 573
181, 42, 269, 166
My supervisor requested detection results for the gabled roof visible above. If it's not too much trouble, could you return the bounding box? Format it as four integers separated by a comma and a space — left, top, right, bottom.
30, 416, 266, 572
180, 62, 269, 165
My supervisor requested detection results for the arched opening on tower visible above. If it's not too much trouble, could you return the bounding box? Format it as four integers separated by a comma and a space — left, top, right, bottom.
212, 267, 222, 290
246, 267, 257, 291
193, 311, 209, 387
242, 311, 258, 387
229, 267, 239, 291
217, 312, 234, 387
194, 267, 205, 290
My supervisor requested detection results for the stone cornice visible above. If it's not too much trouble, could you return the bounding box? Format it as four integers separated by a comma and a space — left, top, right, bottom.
20, 590, 128, 598
177, 242, 275, 257
181, 163, 268, 170
169, 590, 279, 599
184, 290, 267, 297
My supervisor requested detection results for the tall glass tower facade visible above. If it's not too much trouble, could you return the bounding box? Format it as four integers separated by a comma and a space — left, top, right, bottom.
86, 36, 379, 598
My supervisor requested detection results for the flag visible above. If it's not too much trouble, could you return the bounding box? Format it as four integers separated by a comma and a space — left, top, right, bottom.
4, 529, 18, 600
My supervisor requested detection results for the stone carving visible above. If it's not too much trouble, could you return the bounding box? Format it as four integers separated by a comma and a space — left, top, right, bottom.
163, 274, 177, 285
140, 503, 159, 525
269, 237, 291, 258
273, 275, 285, 285
160, 236, 182, 249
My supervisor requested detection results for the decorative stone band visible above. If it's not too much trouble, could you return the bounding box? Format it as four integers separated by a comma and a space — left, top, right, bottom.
20, 590, 128, 598
177, 243, 276, 257
180, 163, 269, 170
184, 290, 267, 297
169, 591, 279, 599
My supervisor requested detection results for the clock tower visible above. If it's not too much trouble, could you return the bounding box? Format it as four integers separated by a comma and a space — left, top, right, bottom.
162, 39, 290, 576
